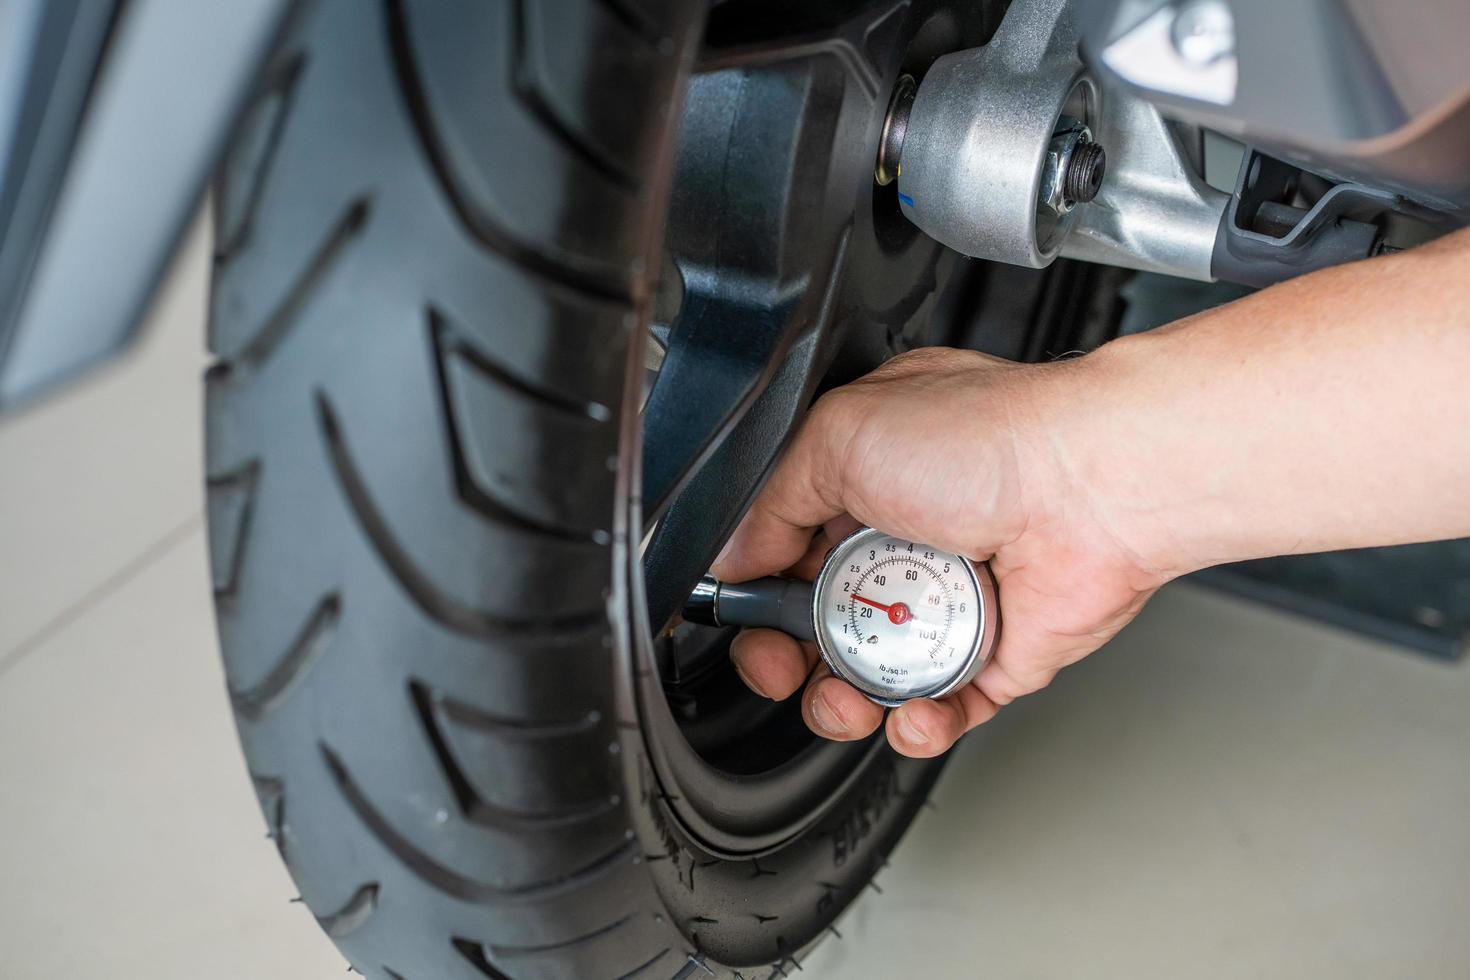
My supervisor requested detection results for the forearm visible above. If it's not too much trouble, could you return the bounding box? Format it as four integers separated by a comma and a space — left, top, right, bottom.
1055, 229, 1470, 579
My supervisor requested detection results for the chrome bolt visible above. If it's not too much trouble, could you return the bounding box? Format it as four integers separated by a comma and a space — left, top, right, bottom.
1064, 140, 1106, 204
1171, 0, 1235, 66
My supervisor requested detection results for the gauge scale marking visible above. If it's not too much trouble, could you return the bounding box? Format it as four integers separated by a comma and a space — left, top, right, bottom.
812, 527, 998, 706
845, 555, 955, 656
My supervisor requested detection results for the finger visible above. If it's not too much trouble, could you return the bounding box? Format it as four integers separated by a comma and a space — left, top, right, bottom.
729, 629, 813, 700
786, 516, 865, 581
885, 684, 1000, 758
823, 513, 865, 547
803, 672, 885, 742
712, 405, 849, 582
975, 655, 1060, 708
973, 616, 1073, 707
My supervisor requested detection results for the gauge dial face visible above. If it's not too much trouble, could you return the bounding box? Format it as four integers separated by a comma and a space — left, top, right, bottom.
812, 528, 990, 704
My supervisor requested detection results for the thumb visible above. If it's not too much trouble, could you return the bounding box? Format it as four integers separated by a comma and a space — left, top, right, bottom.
711, 400, 850, 582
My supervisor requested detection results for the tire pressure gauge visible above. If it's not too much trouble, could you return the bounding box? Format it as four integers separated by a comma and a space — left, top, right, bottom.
685, 527, 999, 706
812, 527, 998, 705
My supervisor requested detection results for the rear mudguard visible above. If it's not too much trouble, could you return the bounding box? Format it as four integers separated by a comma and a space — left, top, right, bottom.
0, 0, 291, 410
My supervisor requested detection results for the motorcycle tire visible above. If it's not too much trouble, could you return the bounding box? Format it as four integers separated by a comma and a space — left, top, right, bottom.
206, 1, 953, 976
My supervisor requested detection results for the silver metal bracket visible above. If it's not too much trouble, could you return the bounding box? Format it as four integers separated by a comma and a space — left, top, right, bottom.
894, 0, 1229, 282
897, 0, 1096, 268
1059, 92, 1228, 281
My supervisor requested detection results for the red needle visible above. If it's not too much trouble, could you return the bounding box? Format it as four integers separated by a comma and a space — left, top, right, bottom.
853, 594, 912, 625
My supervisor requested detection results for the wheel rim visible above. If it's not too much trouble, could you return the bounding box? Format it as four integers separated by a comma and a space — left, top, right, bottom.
628, 0, 999, 854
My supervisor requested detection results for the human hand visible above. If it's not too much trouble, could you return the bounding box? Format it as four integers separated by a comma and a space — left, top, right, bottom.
712, 347, 1171, 758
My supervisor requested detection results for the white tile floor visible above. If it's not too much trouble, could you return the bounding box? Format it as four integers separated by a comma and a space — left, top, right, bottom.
3, 218, 1468, 979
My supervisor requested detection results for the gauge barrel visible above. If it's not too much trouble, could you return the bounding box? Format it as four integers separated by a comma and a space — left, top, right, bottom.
683, 575, 816, 642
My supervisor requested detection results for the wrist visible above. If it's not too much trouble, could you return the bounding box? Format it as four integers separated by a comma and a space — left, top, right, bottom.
1029, 333, 1204, 586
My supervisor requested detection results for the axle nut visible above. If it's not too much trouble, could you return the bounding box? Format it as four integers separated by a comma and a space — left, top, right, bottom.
1039, 119, 1106, 214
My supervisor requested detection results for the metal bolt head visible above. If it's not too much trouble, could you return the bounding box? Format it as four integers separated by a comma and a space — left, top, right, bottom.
1039, 118, 1105, 214
1171, 0, 1235, 66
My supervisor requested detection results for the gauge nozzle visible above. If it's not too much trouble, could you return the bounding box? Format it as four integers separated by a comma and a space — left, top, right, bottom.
682, 575, 816, 643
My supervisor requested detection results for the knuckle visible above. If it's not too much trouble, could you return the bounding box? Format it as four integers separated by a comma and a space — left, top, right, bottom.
874, 346, 958, 378
806, 387, 857, 429
887, 347, 947, 370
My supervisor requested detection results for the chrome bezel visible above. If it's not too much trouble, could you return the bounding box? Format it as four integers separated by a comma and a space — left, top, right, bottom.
809, 526, 998, 707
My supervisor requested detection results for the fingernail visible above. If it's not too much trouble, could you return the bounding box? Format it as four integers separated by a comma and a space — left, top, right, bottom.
809, 691, 843, 737
712, 536, 736, 573
733, 660, 770, 699
896, 711, 929, 747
